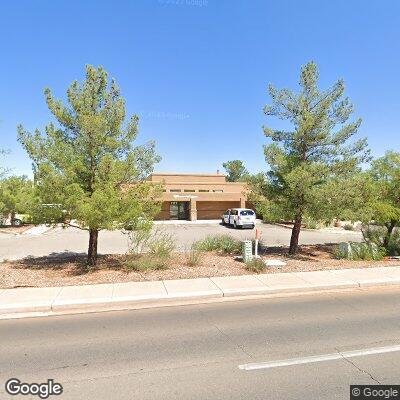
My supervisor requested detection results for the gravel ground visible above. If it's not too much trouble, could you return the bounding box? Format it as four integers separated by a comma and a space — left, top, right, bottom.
0, 224, 33, 235
1, 244, 399, 288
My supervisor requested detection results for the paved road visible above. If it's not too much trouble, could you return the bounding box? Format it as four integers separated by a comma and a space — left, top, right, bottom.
0, 223, 361, 261
1, 287, 399, 399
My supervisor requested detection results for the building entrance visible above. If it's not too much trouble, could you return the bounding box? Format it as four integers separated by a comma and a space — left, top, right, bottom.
170, 201, 190, 220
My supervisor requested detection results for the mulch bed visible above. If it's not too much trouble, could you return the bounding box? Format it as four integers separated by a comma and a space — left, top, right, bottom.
1, 244, 399, 289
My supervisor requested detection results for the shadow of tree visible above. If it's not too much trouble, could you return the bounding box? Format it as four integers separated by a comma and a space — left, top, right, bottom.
8, 252, 127, 276
258, 243, 336, 262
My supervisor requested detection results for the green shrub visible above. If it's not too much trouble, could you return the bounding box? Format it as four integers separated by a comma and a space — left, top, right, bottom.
193, 234, 241, 255
343, 223, 354, 231
334, 242, 385, 261
245, 257, 266, 273
185, 247, 204, 266
387, 231, 400, 256
362, 225, 400, 256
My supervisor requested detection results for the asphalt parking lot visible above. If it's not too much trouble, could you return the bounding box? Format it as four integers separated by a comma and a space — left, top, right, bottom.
0, 222, 361, 261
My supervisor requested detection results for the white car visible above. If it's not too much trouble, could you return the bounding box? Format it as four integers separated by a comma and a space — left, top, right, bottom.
222, 208, 256, 229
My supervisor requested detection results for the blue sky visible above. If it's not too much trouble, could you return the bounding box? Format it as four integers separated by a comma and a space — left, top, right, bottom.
1, 0, 399, 177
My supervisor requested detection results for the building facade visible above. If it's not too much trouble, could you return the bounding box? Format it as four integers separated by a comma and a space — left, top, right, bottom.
148, 173, 250, 221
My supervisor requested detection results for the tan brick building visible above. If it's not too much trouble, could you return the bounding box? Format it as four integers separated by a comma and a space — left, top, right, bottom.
148, 172, 249, 221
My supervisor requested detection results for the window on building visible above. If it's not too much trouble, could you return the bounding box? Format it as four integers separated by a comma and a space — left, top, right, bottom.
213, 189, 223, 193
184, 189, 196, 192
170, 189, 181, 192
199, 189, 209, 192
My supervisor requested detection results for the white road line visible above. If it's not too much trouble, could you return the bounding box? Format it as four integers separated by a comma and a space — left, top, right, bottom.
238, 344, 400, 371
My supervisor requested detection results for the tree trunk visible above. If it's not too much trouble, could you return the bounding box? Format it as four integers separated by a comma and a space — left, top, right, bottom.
383, 220, 396, 250
10, 211, 16, 226
289, 211, 302, 255
87, 229, 99, 266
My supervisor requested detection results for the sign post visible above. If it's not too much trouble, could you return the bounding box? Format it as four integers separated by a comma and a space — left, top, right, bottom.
255, 228, 261, 258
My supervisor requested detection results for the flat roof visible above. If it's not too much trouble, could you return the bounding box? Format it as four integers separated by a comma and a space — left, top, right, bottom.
151, 172, 226, 177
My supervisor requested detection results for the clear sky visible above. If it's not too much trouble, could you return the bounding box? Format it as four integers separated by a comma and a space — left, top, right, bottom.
1, 0, 399, 177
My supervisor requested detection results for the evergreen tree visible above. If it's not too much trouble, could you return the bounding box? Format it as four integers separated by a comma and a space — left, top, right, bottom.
261, 61, 369, 254
18, 65, 161, 265
222, 160, 249, 182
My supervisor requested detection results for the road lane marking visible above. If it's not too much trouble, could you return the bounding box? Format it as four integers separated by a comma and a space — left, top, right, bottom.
238, 344, 400, 371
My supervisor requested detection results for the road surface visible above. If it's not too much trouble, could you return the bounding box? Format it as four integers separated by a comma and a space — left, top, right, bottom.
0, 223, 361, 261
1, 286, 399, 399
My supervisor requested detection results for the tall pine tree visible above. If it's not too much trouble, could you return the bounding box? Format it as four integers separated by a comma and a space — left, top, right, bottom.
18, 65, 161, 266
261, 61, 369, 254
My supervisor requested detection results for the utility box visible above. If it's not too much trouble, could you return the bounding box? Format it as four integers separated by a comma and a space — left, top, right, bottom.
242, 240, 253, 262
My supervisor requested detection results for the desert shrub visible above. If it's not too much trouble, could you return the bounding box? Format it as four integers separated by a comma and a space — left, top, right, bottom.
353, 244, 384, 261
193, 234, 241, 255
386, 231, 400, 256
185, 247, 204, 267
362, 225, 400, 256
125, 227, 175, 271
127, 226, 175, 258
127, 228, 153, 255
124, 254, 169, 271
245, 257, 266, 273
343, 223, 354, 231
334, 242, 385, 261
148, 231, 175, 259
302, 216, 329, 229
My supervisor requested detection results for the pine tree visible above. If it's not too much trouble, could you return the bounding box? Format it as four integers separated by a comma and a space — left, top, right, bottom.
18, 65, 161, 266
261, 61, 369, 254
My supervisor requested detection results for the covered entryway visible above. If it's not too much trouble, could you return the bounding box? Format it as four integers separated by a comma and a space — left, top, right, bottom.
170, 201, 190, 220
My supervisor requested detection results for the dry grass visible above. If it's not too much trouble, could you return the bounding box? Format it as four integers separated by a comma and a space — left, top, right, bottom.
1, 244, 399, 289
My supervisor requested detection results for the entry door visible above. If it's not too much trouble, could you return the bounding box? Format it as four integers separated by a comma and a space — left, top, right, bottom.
170, 202, 179, 220
170, 202, 189, 220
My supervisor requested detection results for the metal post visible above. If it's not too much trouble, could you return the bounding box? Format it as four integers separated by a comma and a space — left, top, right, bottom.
255, 228, 261, 258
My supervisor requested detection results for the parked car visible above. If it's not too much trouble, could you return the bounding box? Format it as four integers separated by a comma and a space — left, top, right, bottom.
0, 214, 24, 226
222, 208, 256, 229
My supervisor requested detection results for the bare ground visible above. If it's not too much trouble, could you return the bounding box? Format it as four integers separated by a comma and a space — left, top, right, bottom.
0, 224, 34, 235
1, 244, 399, 289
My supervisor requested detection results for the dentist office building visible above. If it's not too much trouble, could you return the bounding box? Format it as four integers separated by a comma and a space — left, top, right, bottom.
147, 172, 251, 221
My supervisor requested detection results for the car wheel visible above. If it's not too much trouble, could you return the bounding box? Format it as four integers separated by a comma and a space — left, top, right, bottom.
233, 221, 237, 229
12, 219, 22, 226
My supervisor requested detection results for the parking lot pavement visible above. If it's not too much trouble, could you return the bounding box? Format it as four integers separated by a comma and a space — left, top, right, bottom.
0, 223, 362, 261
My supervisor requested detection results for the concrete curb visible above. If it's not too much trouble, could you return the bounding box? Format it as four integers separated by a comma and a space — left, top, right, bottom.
1, 266, 400, 320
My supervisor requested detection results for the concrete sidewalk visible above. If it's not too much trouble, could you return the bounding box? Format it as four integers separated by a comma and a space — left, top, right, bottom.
1, 266, 400, 319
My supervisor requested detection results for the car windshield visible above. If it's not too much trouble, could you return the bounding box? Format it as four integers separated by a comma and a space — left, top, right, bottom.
240, 210, 254, 216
